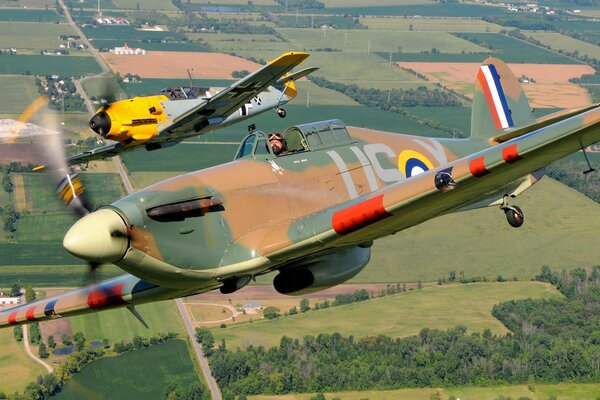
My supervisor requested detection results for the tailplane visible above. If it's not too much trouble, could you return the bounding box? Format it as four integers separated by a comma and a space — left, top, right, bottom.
470, 58, 535, 141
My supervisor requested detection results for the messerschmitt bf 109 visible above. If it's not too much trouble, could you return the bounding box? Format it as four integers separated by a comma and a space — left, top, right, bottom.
57, 52, 317, 166
2, 57, 599, 328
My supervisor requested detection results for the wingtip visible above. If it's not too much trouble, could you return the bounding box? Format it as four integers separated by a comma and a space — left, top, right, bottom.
269, 52, 310, 67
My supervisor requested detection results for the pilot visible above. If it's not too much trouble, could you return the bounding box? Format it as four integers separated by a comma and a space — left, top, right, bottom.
268, 132, 287, 156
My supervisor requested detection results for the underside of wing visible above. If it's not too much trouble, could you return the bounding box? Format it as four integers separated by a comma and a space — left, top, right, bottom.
0, 274, 217, 328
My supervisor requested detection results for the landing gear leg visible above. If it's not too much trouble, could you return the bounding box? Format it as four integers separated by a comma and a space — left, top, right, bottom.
501, 195, 524, 228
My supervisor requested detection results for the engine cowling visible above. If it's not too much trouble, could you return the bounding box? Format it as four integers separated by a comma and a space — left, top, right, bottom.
273, 245, 371, 295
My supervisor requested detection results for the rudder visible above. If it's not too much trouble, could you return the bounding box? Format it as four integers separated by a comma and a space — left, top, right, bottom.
471, 58, 534, 141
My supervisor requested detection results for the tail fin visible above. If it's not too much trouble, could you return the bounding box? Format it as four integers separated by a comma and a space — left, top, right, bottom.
470, 58, 534, 141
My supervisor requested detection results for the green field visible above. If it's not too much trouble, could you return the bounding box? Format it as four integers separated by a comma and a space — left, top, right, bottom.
112, 0, 179, 10
453, 32, 579, 64
0, 265, 121, 287
317, 3, 509, 17
55, 339, 202, 400
0, 22, 77, 50
190, 32, 290, 53
212, 281, 560, 349
119, 78, 234, 98
90, 38, 210, 52
280, 28, 489, 54
83, 25, 171, 41
0, 327, 47, 393
527, 32, 600, 60
354, 178, 600, 283
0, 54, 100, 75
0, 75, 39, 116
69, 300, 184, 343
360, 16, 503, 32
248, 383, 600, 400
0, 8, 63, 22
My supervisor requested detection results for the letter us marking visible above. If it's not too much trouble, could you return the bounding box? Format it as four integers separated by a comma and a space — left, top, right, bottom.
327, 143, 405, 199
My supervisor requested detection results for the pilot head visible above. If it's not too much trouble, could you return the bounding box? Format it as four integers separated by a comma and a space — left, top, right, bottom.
268, 132, 286, 156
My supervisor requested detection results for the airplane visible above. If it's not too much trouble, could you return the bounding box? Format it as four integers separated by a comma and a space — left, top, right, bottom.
1, 57, 600, 328
58, 51, 318, 166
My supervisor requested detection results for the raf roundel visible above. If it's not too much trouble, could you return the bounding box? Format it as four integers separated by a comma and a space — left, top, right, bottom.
398, 150, 435, 178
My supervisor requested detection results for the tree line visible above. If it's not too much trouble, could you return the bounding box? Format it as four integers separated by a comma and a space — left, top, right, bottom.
204, 266, 600, 399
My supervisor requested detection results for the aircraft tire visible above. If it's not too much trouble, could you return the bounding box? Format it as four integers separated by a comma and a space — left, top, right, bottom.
504, 205, 524, 228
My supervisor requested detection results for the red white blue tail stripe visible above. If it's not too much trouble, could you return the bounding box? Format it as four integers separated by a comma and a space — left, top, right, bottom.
477, 64, 514, 130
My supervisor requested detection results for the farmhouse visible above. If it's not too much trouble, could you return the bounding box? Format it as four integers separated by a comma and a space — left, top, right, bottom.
113, 43, 146, 56
243, 300, 262, 314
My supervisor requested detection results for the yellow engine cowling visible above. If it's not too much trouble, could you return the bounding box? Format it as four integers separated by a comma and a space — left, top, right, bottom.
89, 95, 169, 144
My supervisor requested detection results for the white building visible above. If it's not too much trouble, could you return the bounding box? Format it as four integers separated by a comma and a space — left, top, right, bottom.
0, 296, 20, 306
113, 43, 146, 55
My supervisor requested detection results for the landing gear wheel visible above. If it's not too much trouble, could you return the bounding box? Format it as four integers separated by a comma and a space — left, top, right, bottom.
277, 108, 286, 118
504, 205, 524, 228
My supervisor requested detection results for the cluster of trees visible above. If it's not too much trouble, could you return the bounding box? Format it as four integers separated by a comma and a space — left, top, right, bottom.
34, 76, 85, 112
0, 164, 29, 235
232, 70, 250, 79
196, 327, 215, 356
163, 382, 210, 400
546, 160, 600, 203
206, 266, 600, 397
113, 331, 178, 354
310, 76, 462, 108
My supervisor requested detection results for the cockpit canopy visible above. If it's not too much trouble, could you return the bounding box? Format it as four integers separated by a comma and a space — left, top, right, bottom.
159, 86, 209, 100
235, 119, 353, 160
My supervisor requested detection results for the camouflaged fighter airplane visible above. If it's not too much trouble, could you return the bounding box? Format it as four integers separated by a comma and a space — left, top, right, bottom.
2, 57, 600, 328
62, 51, 317, 166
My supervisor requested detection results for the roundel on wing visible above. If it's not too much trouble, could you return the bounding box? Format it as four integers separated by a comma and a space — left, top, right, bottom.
398, 150, 435, 178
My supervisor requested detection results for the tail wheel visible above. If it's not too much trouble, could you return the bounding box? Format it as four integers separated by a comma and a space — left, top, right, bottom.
504, 205, 524, 228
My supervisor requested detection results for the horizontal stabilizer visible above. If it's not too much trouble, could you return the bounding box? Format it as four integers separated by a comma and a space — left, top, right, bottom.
276, 67, 320, 85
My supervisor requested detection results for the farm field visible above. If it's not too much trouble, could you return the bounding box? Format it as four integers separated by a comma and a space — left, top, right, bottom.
101, 51, 260, 79
0, 8, 62, 22
0, 265, 121, 287
356, 178, 600, 283
279, 28, 489, 54
211, 281, 561, 349
112, 0, 179, 10
0, 327, 46, 393
0, 75, 39, 116
54, 339, 202, 400
0, 54, 100, 75
91, 39, 209, 52
318, 3, 509, 17
248, 383, 600, 400
0, 22, 77, 50
190, 32, 289, 53
322, 0, 434, 6
527, 32, 600, 60
68, 300, 185, 343
396, 62, 594, 108
360, 16, 503, 32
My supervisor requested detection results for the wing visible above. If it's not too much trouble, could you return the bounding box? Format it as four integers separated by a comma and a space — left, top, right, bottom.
261, 104, 600, 260
164, 52, 309, 134
0, 273, 218, 328
65, 141, 124, 166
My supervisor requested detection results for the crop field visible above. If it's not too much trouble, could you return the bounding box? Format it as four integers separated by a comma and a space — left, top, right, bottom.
0, 54, 100, 76
69, 300, 184, 343
275, 15, 362, 29
318, 3, 509, 17
102, 51, 260, 79
191, 32, 290, 53
128, 171, 185, 190
212, 281, 560, 349
55, 339, 201, 400
322, 0, 434, 6
279, 28, 489, 55
455, 32, 579, 64
0, 75, 39, 116
0, 265, 121, 287
0, 22, 77, 50
354, 178, 600, 283
528, 32, 600, 60
248, 383, 600, 400
360, 16, 503, 32
0, 0, 53, 7
0, 243, 81, 266
79, 173, 127, 209
0, 327, 47, 393
407, 105, 470, 136
0, 8, 63, 22
15, 213, 77, 242
112, 0, 179, 10
397, 61, 594, 108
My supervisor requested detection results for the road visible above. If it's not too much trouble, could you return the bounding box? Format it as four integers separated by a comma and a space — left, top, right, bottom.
21, 293, 53, 374
176, 299, 222, 400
